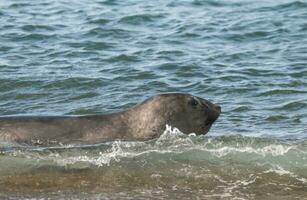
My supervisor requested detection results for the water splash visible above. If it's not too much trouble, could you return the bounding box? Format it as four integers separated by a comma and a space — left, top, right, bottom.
54, 141, 128, 167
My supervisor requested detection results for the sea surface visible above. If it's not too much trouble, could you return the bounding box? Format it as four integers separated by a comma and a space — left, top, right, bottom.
0, 0, 307, 199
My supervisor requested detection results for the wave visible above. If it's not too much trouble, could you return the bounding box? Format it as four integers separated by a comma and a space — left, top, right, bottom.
257, 89, 307, 97
255, 1, 307, 12
118, 14, 165, 25
1, 126, 306, 199
1, 125, 306, 168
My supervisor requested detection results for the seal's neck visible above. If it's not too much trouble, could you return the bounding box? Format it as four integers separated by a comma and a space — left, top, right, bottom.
80, 111, 132, 142
82, 102, 166, 142
122, 103, 167, 140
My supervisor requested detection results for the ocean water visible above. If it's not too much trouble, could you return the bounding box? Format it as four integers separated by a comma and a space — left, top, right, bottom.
0, 0, 306, 199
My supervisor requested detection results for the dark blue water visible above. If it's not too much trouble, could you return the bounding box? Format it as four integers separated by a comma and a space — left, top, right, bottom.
0, 0, 307, 199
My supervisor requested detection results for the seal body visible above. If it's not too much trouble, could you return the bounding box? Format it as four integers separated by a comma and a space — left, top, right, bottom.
0, 93, 221, 145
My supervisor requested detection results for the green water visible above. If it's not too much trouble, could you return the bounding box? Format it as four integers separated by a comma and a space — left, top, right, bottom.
0, 0, 307, 199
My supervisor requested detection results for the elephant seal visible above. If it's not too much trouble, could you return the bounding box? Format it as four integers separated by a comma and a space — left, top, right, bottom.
0, 93, 221, 145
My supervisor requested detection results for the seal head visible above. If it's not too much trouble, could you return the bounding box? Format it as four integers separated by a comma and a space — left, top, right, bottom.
127, 93, 221, 139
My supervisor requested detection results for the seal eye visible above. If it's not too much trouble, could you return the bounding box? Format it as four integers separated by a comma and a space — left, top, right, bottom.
189, 98, 199, 106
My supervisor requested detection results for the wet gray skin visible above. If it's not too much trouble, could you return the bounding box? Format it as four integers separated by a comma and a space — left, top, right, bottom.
0, 93, 221, 145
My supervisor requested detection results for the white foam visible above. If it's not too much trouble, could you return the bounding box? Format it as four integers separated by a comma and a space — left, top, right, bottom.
158, 124, 185, 139
54, 141, 128, 167
155, 125, 194, 147
41, 126, 305, 168
264, 166, 307, 183
156, 126, 296, 158
53, 139, 179, 167
202, 144, 293, 158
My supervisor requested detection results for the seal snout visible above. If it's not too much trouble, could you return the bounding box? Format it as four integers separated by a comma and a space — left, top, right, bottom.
200, 98, 221, 114
215, 105, 221, 113
213, 104, 221, 120
205, 102, 221, 126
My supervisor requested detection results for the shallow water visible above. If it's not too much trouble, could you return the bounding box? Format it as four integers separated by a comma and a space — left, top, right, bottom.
0, 0, 307, 199
1, 128, 307, 199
